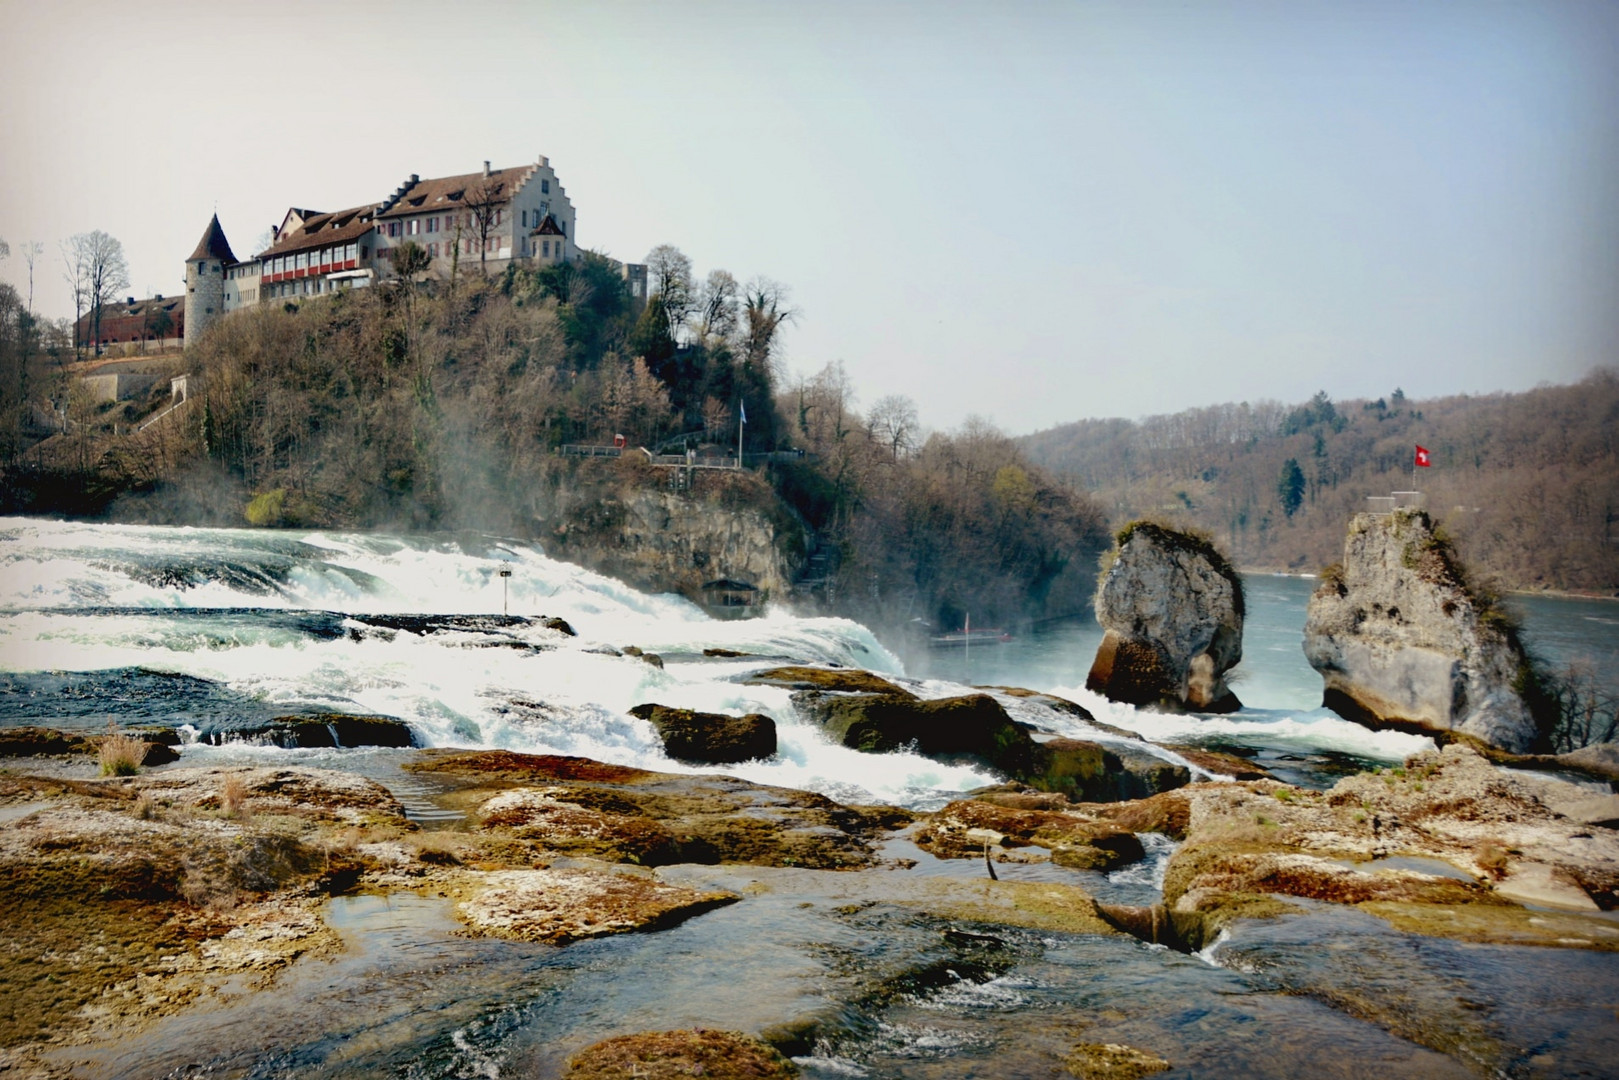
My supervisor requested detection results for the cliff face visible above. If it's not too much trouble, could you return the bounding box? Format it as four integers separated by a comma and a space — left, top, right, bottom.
1303, 510, 1537, 752
542, 477, 801, 612
1086, 523, 1244, 713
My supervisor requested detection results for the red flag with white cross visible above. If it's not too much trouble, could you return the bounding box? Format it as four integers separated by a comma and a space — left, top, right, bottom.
1414, 445, 1431, 467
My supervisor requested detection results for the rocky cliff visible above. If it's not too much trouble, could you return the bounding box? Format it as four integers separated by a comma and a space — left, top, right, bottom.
1086, 522, 1244, 712
540, 465, 802, 612
1303, 510, 1538, 752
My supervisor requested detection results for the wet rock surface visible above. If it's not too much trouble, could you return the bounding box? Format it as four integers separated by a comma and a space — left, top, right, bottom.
629, 703, 777, 764
0, 724, 180, 766
1303, 510, 1538, 752
915, 798, 1146, 871
1087, 522, 1245, 713
409, 748, 912, 869
195, 712, 417, 749
452, 867, 738, 945
565, 1028, 798, 1079
1156, 743, 1619, 950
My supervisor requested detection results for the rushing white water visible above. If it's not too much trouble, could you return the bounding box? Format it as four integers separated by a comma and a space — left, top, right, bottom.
0, 517, 1463, 807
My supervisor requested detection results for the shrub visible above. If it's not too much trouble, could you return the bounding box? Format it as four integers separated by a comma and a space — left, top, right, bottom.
99, 733, 147, 776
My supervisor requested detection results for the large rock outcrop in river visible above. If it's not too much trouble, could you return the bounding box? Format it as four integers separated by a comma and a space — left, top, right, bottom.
1303, 510, 1538, 753
1086, 522, 1244, 713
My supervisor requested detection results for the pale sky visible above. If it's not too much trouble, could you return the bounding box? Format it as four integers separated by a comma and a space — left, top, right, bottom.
2, 1, 1615, 433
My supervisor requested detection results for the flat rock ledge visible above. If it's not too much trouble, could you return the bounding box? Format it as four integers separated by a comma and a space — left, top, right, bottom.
452, 867, 738, 945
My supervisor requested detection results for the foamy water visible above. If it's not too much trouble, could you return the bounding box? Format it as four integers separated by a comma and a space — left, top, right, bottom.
0, 517, 1444, 806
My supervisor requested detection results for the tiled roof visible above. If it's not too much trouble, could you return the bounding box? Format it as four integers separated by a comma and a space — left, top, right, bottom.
531, 214, 566, 236
257, 205, 378, 259
376, 164, 533, 219
188, 215, 237, 263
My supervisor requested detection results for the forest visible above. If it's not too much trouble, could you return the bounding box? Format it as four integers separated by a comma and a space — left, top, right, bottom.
1020, 377, 1619, 597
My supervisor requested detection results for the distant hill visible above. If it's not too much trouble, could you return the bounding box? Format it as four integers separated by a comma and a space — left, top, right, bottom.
1019, 372, 1619, 596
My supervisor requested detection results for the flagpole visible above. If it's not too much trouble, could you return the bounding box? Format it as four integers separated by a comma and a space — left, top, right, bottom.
737, 401, 745, 469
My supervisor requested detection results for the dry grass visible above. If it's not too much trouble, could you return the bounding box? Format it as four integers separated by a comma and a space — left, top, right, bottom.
220, 773, 251, 819
98, 733, 147, 776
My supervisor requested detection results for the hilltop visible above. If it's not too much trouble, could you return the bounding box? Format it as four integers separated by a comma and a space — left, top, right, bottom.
1019, 374, 1619, 596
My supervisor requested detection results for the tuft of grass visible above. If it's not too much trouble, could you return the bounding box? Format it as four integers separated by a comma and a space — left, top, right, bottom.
219, 773, 251, 819
132, 793, 156, 820
98, 733, 147, 776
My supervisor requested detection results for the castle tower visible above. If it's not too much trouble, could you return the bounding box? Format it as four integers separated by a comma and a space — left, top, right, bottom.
184, 215, 237, 346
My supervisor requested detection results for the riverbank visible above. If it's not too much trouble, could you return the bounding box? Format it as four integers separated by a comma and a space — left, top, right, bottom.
3, 726, 1617, 1078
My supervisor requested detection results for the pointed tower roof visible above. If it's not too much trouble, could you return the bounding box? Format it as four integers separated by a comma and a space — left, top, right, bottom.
188, 214, 237, 263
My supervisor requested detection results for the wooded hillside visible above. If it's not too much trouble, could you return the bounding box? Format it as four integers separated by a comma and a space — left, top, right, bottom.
1020, 375, 1619, 595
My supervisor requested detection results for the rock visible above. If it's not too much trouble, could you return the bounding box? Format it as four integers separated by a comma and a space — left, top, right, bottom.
1065, 1042, 1171, 1080
543, 476, 800, 616
915, 799, 1146, 871
746, 665, 911, 696
409, 749, 912, 869
1163, 745, 1274, 781
798, 691, 1043, 778
1303, 510, 1538, 752
198, 713, 416, 749
1086, 522, 1244, 712
629, 704, 777, 764
1493, 862, 1601, 912
453, 867, 738, 945
1557, 742, 1619, 783
1156, 744, 1619, 949
0, 726, 180, 766
621, 646, 664, 669
565, 1029, 797, 1079
543, 616, 577, 637
1026, 739, 1191, 802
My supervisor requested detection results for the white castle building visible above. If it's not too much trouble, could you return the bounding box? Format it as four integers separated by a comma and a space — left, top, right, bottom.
185, 156, 646, 344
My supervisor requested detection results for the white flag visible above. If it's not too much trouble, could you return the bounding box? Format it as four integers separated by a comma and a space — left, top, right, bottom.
739, 400, 747, 425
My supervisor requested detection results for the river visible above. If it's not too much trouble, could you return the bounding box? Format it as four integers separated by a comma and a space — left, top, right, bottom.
3, 518, 1617, 1078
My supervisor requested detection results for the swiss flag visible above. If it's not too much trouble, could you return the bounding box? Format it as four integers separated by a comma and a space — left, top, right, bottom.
1415, 445, 1431, 468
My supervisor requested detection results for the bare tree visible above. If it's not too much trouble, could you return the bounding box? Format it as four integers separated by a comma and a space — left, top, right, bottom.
64, 231, 129, 357
464, 177, 508, 274
693, 269, 738, 345
867, 394, 920, 460
19, 241, 44, 315
644, 244, 693, 341
60, 240, 88, 358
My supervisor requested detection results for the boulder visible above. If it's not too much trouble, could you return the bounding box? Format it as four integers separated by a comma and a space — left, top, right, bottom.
795, 691, 1043, 778
1025, 738, 1191, 802
1086, 522, 1244, 712
453, 868, 738, 945
1303, 510, 1538, 752
629, 704, 777, 764
197, 713, 416, 749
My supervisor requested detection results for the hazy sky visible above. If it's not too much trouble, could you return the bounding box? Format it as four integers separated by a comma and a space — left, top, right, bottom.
2, 1, 1614, 433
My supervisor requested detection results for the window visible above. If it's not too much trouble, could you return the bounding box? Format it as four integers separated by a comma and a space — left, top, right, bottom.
521, 210, 527, 228
387, 221, 400, 238
345, 242, 357, 261
542, 240, 549, 257
541, 179, 549, 194
427, 216, 438, 233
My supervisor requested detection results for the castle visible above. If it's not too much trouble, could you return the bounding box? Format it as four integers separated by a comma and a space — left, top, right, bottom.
78, 155, 645, 351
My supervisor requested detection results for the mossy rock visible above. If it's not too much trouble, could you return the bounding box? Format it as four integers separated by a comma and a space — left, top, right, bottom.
0, 726, 179, 766
566, 1029, 797, 1079
802, 692, 1042, 778
630, 703, 777, 764
1025, 739, 1191, 802
744, 666, 912, 696
200, 713, 414, 749
1065, 1041, 1171, 1080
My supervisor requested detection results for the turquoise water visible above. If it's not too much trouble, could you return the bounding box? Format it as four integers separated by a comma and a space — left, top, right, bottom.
907, 574, 1619, 710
